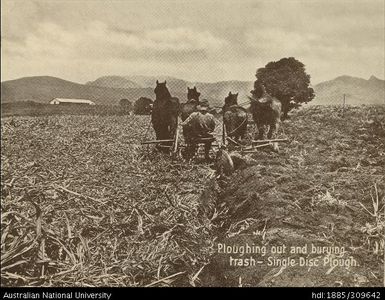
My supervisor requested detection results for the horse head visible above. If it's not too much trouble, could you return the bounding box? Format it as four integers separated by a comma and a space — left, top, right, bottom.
154, 80, 171, 101
258, 85, 277, 104
224, 91, 239, 107
187, 86, 201, 102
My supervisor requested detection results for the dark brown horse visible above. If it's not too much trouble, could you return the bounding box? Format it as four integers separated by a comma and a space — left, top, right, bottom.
181, 86, 201, 121
180, 86, 201, 143
151, 80, 180, 148
223, 92, 248, 142
249, 85, 282, 151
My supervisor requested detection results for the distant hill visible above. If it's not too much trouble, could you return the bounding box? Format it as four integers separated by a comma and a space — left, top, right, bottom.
90, 74, 385, 107
126, 75, 188, 91
0, 75, 254, 109
1, 76, 154, 105
312, 75, 385, 105
93, 75, 254, 107
193, 80, 254, 107
86, 76, 141, 89
2, 75, 384, 109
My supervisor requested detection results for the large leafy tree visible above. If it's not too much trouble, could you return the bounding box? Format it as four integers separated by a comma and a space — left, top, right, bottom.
134, 97, 153, 115
251, 57, 315, 119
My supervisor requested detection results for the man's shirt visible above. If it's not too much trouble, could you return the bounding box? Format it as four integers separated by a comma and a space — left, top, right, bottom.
181, 111, 216, 137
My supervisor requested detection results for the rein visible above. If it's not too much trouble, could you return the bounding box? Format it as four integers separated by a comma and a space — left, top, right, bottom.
224, 106, 248, 136
212, 98, 252, 109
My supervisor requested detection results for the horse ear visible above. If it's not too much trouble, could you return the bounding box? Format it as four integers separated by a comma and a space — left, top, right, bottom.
236, 93, 239, 96
228, 91, 231, 96
164, 80, 167, 84
156, 80, 159, 85
194, 86, 197, 90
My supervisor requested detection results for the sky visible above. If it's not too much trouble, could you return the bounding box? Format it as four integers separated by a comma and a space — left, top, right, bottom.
1, 0, 384, 84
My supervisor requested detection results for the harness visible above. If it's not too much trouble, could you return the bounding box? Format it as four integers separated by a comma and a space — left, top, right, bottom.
223, 105, 248, 136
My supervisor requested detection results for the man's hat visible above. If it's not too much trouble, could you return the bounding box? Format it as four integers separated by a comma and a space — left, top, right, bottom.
197, 99, 210, 111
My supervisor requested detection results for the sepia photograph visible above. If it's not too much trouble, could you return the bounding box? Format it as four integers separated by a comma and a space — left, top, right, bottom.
1, 0, 384, 290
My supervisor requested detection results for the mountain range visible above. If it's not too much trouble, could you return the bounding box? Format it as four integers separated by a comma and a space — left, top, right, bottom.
311, 75, 384, 105
1, 74, 384, 107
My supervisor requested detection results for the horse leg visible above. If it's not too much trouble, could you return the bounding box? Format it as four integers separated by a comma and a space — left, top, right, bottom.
234, 127, 241, 142
238, 125, 247, 141
185, 143, 192, 160
240, 122, 247, 141
269, 120, 280, 152
231, 119, 238, 142
186, 142, 197, 160
256, 122, 265, 140
204, 141, 212, 161
169, 116, 178, 139
154, 124, 162, 140
164, 123, 172, 147
268, 119, 280, 139
153, 115, 167, 140
156, 123, 170, 152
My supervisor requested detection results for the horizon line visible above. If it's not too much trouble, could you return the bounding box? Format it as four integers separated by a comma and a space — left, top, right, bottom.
1, 73, 384, 86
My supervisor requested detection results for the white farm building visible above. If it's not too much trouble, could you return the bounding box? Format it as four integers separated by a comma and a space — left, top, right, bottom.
50, 98, 96, 105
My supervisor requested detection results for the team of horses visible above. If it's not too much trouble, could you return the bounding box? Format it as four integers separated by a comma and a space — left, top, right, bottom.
150, 80, 282, 152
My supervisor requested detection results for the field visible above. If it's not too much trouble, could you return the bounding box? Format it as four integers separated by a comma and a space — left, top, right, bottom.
1, 105, 384, 287
1, 101, 128, 118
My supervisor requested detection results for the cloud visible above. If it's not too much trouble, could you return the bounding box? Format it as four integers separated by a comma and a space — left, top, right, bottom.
244, 26, 384, 84
3, 21, 227, 62
2, 0, 384, 83
245, 29, 319, 55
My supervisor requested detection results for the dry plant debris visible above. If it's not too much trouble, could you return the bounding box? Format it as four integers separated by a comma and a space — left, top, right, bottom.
2, 105, 384, 287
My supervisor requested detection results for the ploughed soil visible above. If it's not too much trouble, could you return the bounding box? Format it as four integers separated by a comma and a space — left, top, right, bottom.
200, 105, 384, 287
1, 105, 384, 287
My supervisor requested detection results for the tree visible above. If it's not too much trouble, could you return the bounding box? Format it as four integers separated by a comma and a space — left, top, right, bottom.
134, 97, 153, 115
251, 57, 315, 119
